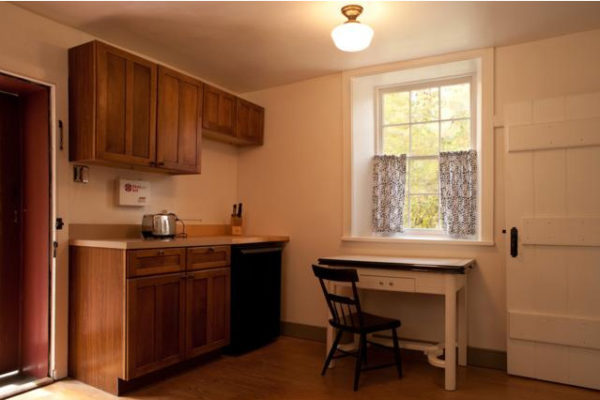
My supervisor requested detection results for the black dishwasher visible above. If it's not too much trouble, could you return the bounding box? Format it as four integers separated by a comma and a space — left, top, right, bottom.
228, 243, 283, 354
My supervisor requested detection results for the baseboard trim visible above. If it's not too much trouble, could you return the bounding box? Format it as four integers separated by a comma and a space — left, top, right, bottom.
280, 321, 326, 343
467, 347, 507, 371
280, 321, 507, 371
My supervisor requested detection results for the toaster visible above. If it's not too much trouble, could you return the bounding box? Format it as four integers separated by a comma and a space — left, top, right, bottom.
141, 210, 182, 238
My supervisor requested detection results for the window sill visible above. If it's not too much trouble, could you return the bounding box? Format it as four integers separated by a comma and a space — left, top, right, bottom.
341, 235, 494, 246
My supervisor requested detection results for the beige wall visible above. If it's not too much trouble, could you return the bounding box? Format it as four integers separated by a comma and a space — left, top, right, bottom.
0, 3, 239, 378
239, 28, 600, 352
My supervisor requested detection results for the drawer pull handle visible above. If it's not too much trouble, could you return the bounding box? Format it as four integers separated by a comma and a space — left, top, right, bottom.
158, 250, 165, 256
389, 282, 394, 286
379, 281, 384, 285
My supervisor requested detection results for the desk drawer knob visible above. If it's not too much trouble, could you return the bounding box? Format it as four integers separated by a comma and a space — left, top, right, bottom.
379, 281, 384, 285
389, 282, 394, 286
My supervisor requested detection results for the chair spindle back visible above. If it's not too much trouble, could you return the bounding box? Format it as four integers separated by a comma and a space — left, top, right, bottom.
312, 264, 364, 330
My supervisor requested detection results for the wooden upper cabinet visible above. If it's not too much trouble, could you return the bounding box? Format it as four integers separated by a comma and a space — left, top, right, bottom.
202, 85, 236, 137
70, 41, 157, 167
157, 67, 203, 173
236, 98, 264, 145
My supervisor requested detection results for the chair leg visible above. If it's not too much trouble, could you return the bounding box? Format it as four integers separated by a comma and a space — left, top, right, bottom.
391, 328, 403, 378
321, 329, 343, 376
361, 334, 368, 366
353, 333, 365, 391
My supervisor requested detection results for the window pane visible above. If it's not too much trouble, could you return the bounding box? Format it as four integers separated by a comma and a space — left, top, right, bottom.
441, 119, 471, 152
410, 87, 439, 122
383, 91, 410, 125
441, 83, 470, 120
383, 126, 409, 155
409, 195, 440, 229
410, 122, 439, 156
409, 158, 439, 193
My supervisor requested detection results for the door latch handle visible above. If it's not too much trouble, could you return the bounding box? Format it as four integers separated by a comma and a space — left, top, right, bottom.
510, 227, 518, 258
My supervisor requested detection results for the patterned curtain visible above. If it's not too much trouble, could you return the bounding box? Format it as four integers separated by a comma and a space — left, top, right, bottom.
372, 155, 407, 233
439, 150, 478, 238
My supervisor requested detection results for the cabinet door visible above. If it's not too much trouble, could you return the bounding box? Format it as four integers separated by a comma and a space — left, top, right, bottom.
157, 67, 202, 173
236, 99, 264, 145
126, 273, 186, 379
202, 85, 236, 136
186, 268, 230, 358
96, 42, 157, 166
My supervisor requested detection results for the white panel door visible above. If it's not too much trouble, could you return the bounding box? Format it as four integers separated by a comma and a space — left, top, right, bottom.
504, 94, 600, 390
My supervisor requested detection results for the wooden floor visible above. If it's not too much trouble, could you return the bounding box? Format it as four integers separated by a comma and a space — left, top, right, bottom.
12, 337, 599, 400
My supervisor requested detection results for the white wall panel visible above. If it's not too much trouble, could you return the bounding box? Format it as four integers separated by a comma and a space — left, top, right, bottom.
509, 312, 600, 350
522, 217, 600, 246
507, 118, 600, 152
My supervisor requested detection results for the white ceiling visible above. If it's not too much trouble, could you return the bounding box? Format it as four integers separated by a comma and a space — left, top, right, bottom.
16, 1, 600, 93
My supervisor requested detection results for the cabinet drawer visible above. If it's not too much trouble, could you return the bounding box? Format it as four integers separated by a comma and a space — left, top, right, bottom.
187, 246, 230, 271
358, 274, 416, 292
127, 248, 186, 278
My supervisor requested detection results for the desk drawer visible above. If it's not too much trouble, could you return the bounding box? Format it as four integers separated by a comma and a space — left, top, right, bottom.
358, 274, 416, 292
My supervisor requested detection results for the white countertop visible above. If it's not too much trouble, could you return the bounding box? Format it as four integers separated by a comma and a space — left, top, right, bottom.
69, 235, 289, 250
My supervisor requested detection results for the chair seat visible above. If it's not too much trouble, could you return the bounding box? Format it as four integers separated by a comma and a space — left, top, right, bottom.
330, 312, 401, 333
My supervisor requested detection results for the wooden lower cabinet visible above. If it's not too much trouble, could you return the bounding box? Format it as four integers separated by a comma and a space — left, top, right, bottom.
186, 268, 231, 358
126, 273, 186, 379
69, 245, 232, 395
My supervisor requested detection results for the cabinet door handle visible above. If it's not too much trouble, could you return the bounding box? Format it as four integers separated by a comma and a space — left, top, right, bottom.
157, 250, 165, 256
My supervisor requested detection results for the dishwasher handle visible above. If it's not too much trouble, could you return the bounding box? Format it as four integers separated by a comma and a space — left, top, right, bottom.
239, 247, 282, 255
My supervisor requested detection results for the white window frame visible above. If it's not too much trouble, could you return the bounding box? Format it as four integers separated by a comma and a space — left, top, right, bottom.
341, 48, 494, 246
375, 75, 477, 237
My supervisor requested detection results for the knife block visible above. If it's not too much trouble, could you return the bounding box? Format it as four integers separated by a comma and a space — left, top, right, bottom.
230, 216, 243, 236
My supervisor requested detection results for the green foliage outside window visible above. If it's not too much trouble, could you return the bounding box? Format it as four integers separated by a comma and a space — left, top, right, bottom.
382, 82, 471, 230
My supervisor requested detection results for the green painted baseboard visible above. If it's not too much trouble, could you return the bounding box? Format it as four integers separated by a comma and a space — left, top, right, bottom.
280, 321, 507, 371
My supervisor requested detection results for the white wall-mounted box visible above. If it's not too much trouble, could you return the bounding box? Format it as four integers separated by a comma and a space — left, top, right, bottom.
117, 179, 151, 207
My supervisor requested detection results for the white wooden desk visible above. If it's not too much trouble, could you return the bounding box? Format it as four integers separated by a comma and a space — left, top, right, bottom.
318, 255, 474, 391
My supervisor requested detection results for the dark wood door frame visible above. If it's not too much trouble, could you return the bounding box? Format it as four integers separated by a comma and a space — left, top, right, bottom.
0, 71, 52, 381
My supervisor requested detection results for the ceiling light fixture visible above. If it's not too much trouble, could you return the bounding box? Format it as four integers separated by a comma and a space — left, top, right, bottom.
331, 4, 374, 52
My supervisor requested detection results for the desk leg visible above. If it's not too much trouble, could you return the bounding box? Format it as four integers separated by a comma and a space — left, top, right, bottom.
325, 281, 335, 368
458, 281, 468, 367
444, 276, 457, 391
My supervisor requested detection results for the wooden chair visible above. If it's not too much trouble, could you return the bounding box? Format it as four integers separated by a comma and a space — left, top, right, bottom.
312, 264, 403, 391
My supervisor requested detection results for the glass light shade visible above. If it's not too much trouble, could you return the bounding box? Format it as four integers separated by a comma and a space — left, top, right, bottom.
331, 21, 374, 52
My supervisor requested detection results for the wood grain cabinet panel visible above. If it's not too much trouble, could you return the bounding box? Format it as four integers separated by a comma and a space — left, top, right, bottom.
186, 268, 231, 358
126, 273, 186, 379
70, 245, 233, 394
71, 41, 157, 167
187, 246, 231, 271
127, 248, 186, 278
236, 98, 264, 145
157, 66, 203, 173
202, 85, 236, 136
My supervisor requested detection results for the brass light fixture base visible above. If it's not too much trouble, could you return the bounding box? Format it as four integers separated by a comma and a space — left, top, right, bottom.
341, 4, 364, 22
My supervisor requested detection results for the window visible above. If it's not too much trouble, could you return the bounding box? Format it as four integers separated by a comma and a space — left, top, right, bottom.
344, 51, 494, 245
377, 77, 474, 233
